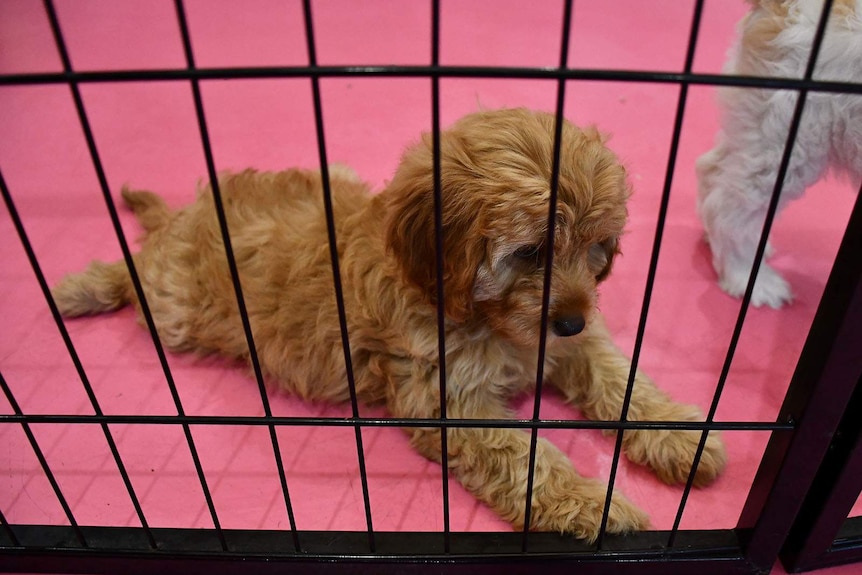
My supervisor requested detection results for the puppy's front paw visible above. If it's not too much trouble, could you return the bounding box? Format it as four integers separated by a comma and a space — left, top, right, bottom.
647, 429, 726, 487
719, 261, 792, 309
532, 477, 649, 542
624, 408, 727, 487
692, 429, 727, 486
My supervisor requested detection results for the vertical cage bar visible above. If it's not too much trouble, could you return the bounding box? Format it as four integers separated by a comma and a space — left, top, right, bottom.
429, 0, 451, 552
594, 0, 706, 549
783, 350, 862, 571
300, 0, 376, 551
521, 0, 574, 552
172, 0, 301, 553
0, 168, 156, 548
41, 0, 227, 550
0, 371, 86, 548
666, 0, 835, 547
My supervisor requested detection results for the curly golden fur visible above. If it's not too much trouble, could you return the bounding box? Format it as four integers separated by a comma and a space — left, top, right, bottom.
52, 108, 725, 541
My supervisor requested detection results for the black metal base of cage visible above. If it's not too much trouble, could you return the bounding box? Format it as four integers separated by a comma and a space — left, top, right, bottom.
827, 519, 862, 566
782, 517, 862, 573
0, 525, 763, 575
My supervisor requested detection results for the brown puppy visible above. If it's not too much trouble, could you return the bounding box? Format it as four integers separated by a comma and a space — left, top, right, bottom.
53, 108, 726, 541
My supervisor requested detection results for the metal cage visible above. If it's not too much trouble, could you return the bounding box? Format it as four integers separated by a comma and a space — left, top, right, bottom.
1, 0, 861, 573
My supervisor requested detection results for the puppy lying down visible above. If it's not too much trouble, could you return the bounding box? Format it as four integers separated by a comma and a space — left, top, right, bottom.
53, 108, 725, 541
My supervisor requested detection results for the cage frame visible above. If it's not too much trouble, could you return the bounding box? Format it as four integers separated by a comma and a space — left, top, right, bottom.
2, 0, 862, 573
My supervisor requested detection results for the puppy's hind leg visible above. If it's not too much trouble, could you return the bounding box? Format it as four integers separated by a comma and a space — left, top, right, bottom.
51, 188, 164, 318
52, 260, 133, 317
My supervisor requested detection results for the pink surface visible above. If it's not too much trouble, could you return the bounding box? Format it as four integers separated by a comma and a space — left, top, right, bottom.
1, 0, 860, 563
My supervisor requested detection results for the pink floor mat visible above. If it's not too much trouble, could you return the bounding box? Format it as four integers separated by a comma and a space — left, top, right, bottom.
1, 0, 860, 565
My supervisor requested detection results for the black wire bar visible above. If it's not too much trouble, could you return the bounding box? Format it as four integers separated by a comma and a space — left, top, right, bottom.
666, 0, 837, 549
429, 0, 451, 553
40, 0, 227, 551
0, 413, 793, 432
0, 371, 86, 548
3, 66, 862, 97
171, 0, 301, 553
0, 167, 156, 549
595, 0, 706, 549
301, 0, 376, 552
521, 0, 574, 553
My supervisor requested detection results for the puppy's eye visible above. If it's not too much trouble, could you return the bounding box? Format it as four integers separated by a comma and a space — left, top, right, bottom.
513, 245, 541, 260
512, 244, 546, 269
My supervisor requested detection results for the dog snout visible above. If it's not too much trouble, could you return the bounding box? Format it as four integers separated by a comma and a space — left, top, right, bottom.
551, 314, 586, 337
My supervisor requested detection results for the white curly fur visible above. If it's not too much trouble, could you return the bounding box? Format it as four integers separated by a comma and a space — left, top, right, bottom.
697, 0, 862, 308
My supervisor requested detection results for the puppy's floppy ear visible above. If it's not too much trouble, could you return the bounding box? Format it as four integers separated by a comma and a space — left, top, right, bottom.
383, 143, 486, 323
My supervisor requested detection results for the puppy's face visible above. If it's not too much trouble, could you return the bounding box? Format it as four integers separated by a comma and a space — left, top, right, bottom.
385, 108, 629, 349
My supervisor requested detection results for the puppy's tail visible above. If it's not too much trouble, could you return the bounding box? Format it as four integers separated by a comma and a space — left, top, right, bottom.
52, 260, 134, 317
121, 186, 170, 233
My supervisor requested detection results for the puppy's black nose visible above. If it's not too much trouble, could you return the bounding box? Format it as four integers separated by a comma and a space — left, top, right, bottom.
552, 315, 586, 337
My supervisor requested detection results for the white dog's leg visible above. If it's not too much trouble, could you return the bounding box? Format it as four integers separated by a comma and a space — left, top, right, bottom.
697, 141, 793, 308
697, 89, 832, 308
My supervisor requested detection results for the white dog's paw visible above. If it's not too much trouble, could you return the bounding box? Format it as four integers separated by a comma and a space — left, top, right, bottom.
718, 262, 792, 308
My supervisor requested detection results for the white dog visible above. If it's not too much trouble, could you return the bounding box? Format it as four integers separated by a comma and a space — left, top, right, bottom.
697, 0, 862, 308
